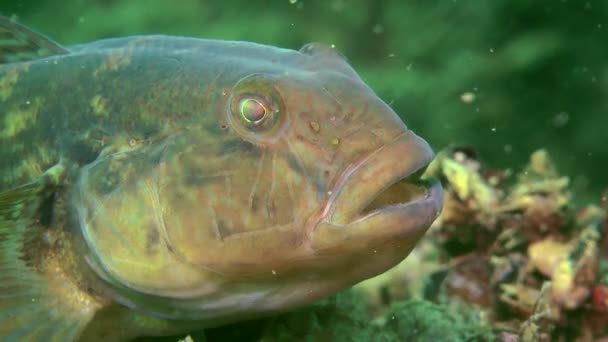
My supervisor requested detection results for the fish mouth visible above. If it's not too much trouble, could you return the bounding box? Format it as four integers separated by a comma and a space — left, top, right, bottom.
313, 130, 443, 249
354, 172, 440, 224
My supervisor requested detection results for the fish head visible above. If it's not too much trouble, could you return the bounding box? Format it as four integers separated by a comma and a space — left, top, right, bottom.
76, 41, 443, 318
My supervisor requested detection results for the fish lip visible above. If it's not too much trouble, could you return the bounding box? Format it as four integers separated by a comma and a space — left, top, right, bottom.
348, 178, 443, 226
320, 129, 443, 227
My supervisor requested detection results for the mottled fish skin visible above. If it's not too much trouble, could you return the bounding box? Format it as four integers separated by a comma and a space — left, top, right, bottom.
0, 18, 443, 341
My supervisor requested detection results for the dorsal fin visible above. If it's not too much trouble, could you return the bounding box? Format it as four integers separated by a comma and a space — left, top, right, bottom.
0, 15, 69, 64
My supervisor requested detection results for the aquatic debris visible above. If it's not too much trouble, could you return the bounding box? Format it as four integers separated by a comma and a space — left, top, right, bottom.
427, 147, 608, 341
356, 146, 607, 341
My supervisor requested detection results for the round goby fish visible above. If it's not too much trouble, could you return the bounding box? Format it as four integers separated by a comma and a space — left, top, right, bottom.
0, 16, 443, 341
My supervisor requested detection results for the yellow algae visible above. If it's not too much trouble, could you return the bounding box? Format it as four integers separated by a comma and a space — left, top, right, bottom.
0, 97, 44, 138
0, 65, 30, 101
93, 47, 134, 77
90, 95, 110, 117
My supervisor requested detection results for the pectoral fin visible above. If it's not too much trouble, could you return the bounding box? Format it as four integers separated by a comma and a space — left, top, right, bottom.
0, 174, 102, 341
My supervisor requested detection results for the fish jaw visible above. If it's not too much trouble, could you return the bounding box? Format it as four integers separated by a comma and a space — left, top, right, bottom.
310, 129, 443, 270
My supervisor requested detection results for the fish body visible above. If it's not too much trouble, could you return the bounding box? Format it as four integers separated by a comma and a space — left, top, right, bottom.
0, 16, 443, 341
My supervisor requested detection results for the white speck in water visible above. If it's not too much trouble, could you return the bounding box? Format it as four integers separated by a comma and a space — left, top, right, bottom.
78, 16, 85, 23
406, 63, 413, 71
372, 24, 384, 34
504, 144, 513, 153
25, 100, 30, 105
491, 127, 497, 132
552, 112, 570, 127
327, 191, 333, 196
289, 0, 297, 4
388, 53, 395, 57
460, 92, 475, 104
330, 44, 336, 49
489, 48, 495, 53
271, 270, 277, 275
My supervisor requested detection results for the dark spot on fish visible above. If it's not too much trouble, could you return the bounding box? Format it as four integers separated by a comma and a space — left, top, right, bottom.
183, 171, 225, 187
93, 172, 121, 195
250, 194, 258, 212
266, 196, 276, 221
219, 139, 260, 156
216, 220, 230, 240
285, 155, 305, 178
37, 190, 55, 228
165, 240, 175, 254
65, 139, 101, 166
145, 224, 160, 254
284, 155, 325, 194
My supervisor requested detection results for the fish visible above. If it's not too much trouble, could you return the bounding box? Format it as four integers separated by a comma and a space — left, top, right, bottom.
0, 15, 443, 341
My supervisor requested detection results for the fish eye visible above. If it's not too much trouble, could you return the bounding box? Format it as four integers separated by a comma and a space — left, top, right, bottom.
227, 74, 286, 142
239, 97, 268, 125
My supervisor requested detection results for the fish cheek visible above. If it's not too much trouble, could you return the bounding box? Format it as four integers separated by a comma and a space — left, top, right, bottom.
155, 156, 308, 276
74, 147, 211, 295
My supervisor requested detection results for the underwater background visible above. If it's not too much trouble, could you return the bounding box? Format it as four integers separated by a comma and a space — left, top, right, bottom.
1, 1, 607, 341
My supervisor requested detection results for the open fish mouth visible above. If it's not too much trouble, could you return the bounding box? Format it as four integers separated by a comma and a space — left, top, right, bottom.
355, 170, 441, 223
314, 130, 443, 248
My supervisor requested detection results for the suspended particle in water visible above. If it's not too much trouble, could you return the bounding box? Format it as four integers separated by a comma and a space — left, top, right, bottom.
552, 112, 570, 127
460, 92, 475, 104
372, 24, 384, 34
289, 0, 297, 4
